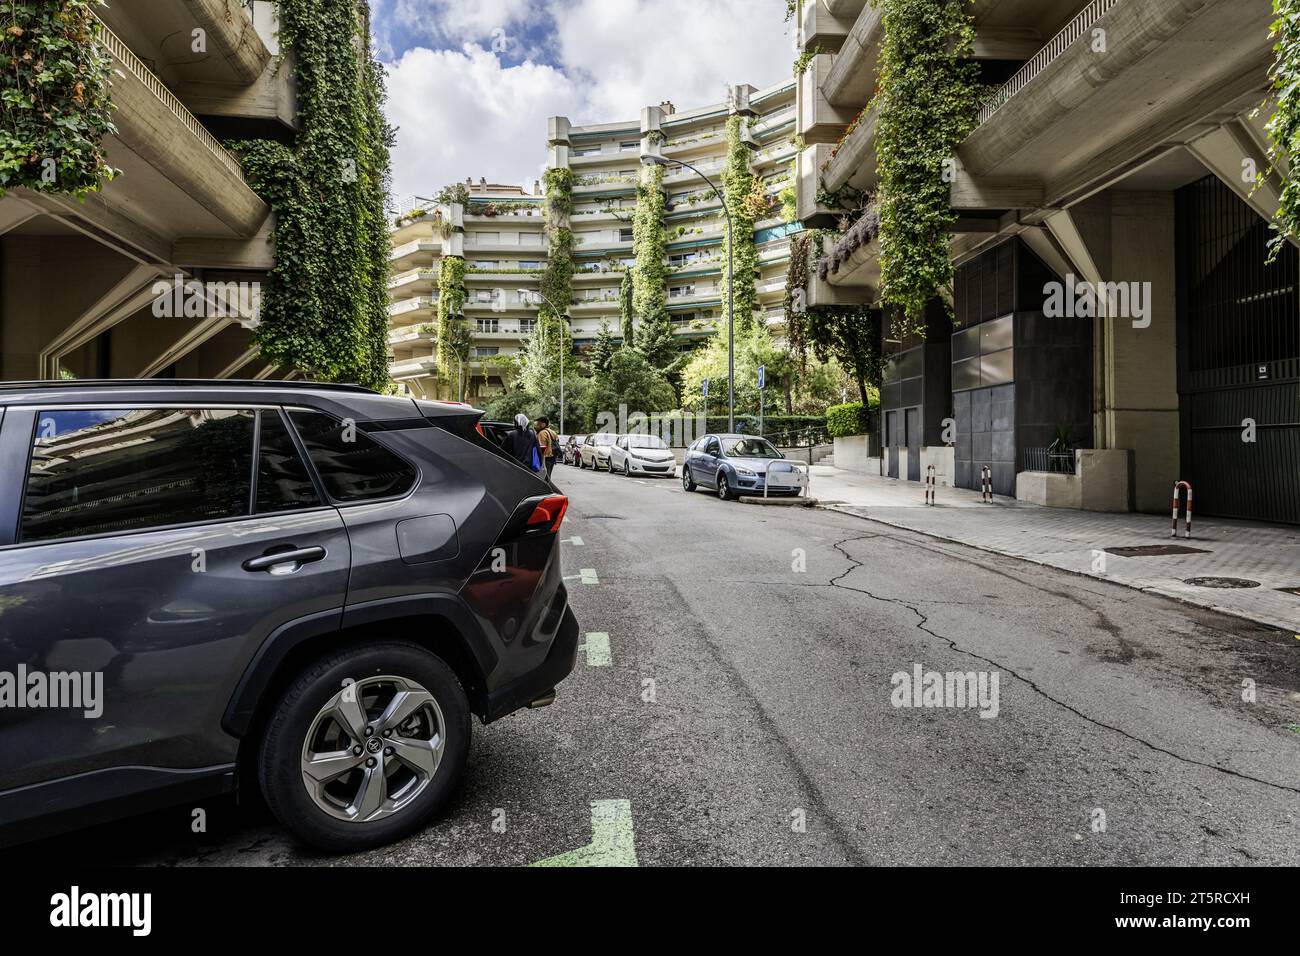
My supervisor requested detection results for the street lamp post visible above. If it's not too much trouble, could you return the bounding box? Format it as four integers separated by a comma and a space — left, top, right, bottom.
641, 153, 736, 433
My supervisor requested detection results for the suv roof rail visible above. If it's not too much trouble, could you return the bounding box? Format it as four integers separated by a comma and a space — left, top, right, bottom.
0, 379, 378, 394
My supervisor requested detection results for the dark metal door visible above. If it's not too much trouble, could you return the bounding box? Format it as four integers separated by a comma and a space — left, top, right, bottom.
885, 411, 899, 479
905, 407, 920, 482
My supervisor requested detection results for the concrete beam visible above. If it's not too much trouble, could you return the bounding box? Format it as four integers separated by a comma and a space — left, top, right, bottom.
949, 174, 1044, 210
0, 197, 39, 237
174, 60, 298, 131
1185, 120, 1293, 244
138, 315, 231, 378
39, 264, 169, 378
173, 232, 275, 270
215, 345, 261, 379
14, 189, 172, 265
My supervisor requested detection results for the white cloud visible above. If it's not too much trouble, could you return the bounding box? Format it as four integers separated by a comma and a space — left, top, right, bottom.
551, 0, 795, 122
384, 44, 583, 202
378, 0, 794, 201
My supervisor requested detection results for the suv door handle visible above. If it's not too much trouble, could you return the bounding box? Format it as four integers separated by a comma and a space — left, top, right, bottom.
242, 546, 327, 574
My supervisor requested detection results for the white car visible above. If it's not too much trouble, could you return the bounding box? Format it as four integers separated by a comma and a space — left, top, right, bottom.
609, 434, 676, 478
578, 432, 619, 471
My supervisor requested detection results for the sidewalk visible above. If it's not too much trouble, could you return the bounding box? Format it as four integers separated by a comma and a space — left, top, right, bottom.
807, 465, 1300, 632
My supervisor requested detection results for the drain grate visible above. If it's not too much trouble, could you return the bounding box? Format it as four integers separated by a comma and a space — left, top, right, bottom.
1104, 545, 1211, 557
1183, 576, 1260, 589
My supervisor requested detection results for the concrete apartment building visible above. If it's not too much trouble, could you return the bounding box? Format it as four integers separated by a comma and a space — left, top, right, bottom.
0, 0, 290, 383
794, 0, 1299, 525
388, 81, 799, 399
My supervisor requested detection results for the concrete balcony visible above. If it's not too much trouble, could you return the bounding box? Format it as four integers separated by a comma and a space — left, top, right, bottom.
390, 356, 439, 379
799, 0, 858, 54
388, 238, 441, 270
388, 327, 436, 347
388, 296, 437, 321
820, 104, 879, 197
799, 53, 861, 145
463, 240, 547, 255
99, 0, 271, 86
95, 16, 269, 239
574, 177, 638, 196
463, 270, 545, 284
960, 0, 1274, 209
822, 2, 884, 109
464, 209, 544, 223
570, 297, 621, 314
387, 269, 437, 294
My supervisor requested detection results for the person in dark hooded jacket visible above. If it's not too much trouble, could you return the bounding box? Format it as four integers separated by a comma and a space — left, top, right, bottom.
504, 413, 543, 472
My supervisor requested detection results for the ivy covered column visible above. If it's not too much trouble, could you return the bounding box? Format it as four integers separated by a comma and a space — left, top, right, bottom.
539, 167, 575, 370
232, 0, 393, 390
874, 0, 979, 336
721, 115, 760, 335
435, 206, 467, 400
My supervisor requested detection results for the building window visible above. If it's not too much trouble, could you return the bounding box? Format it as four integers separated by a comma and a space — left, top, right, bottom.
619, 227, 634, 242
474, 347, 500, 358
620, 141, 639, 152
476, 319, 500, 333
669, 284, 695, 298
519, 319, 537, 334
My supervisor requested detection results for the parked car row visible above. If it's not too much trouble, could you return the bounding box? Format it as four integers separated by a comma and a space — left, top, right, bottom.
556, 430, 809, 501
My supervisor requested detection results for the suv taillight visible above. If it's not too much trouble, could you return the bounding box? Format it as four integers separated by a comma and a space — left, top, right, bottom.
526, 495, 568, 534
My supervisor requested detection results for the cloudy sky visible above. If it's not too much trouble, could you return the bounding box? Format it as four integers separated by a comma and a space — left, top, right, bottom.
370, 0, 795, 203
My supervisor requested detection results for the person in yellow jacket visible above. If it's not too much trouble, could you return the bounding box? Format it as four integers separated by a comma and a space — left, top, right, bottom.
535, 417, 559, 479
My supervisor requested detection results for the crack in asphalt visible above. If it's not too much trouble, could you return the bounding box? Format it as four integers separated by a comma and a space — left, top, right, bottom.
827, 534, 1300, 797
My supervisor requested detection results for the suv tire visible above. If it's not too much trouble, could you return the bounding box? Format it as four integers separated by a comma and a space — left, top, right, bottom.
257, 640, 471, 852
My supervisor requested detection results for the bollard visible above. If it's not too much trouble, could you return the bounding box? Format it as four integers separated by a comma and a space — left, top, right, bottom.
981, 466, 993, 503
925, 465, 936, 506
1171, 481, 1193, 538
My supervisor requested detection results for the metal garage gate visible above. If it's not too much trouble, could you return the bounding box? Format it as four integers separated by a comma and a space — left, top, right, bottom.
1176, 175, 1300, 525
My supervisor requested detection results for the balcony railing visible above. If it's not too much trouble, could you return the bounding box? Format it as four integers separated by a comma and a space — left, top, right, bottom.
977, 0, 1120, 125
94, 15, 245, 180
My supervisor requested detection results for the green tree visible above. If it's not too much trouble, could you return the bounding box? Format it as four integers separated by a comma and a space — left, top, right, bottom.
632, 164, 668, 330
588, 349, 676, 426
591, 320, 616, 376
805, 305, 884, 405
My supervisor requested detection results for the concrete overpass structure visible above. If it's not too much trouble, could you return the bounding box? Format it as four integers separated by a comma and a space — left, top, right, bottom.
0, 0, 296, 383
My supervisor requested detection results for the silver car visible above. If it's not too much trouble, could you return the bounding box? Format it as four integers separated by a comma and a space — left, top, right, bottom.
578, 432, 619, 471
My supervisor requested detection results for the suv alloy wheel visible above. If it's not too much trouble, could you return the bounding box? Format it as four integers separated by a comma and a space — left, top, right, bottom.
258, 641, 470, 852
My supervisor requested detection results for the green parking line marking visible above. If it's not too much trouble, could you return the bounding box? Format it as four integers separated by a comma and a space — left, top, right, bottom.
530, 799, 638, 867
561, 536, 585, 546
563, 568, 599, 585
579, 632, 611, 667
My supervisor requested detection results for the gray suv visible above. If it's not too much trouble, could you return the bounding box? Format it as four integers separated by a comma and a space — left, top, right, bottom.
0, 380, 578, 851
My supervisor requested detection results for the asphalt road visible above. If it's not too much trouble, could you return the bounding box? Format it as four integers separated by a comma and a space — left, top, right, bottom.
14, 462, 1300, 866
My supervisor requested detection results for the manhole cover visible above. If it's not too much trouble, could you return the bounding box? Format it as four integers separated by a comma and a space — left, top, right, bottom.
1105, 545, 1212, 557
1183, 576, 1260, 589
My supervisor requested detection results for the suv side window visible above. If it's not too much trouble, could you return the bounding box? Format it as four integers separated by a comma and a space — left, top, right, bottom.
288, 409, 417, 502
256, 409, 321, 513
21, 408, 255, 543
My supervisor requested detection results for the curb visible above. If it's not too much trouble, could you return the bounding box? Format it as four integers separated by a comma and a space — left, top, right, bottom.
818, 503, 1295, 634
740, 496, 819, 507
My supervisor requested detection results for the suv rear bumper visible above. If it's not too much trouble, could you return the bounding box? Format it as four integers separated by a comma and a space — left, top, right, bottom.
483, 603, 580, 723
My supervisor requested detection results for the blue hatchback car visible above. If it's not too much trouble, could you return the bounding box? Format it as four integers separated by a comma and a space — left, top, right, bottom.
681, 434, 806, 500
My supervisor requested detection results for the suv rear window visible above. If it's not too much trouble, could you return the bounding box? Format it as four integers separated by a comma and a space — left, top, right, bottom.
21, 408, 255, 542
288, 410, 417, 501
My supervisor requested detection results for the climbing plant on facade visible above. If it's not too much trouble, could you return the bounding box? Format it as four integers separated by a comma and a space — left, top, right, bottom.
618, 268, 635, 345
1267, 0, 1300, 259
233, 0, 393, 389
435, 253, 467, 394
537, 166, 575, 369
632, 163, 668, 324
0, 0, 118, 199
721, 115, 759, 334
873, 0, 979, 336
